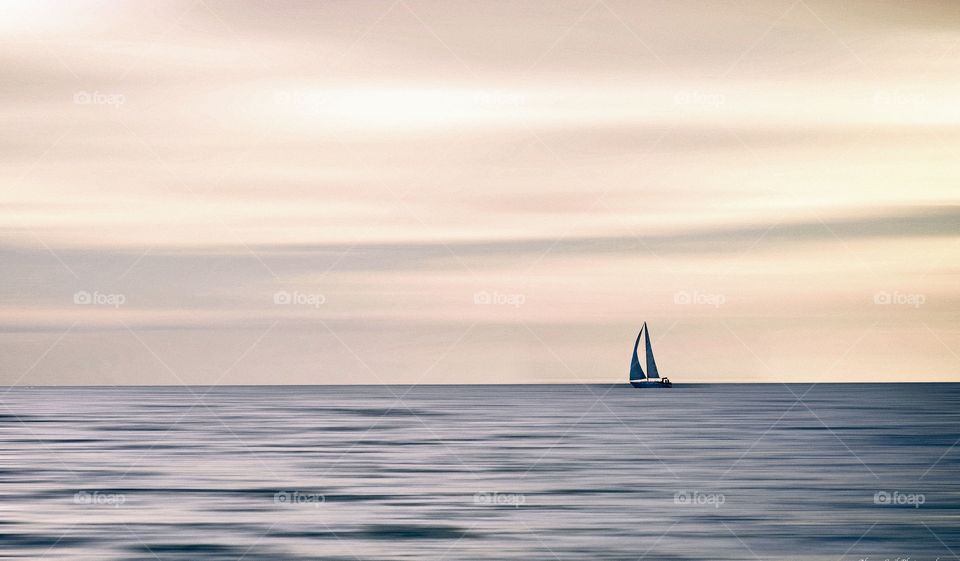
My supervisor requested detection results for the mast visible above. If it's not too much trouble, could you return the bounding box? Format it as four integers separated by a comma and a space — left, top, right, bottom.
629, 328, 645, 381
644, 322, 660, 379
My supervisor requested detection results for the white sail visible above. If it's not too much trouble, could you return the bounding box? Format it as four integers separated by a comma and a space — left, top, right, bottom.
629, 328, 645, 380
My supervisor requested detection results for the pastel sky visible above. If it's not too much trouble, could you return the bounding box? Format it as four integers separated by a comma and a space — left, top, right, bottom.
2, 0, 958, 384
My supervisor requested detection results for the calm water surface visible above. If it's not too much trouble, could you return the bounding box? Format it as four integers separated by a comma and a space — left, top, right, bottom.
1, 384, 958, 560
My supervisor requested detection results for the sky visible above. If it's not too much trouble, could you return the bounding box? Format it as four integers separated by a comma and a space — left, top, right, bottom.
1, 0, 958, 384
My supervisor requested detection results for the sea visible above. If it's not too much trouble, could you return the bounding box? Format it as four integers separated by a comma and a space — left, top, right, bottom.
0, 383, 958, 560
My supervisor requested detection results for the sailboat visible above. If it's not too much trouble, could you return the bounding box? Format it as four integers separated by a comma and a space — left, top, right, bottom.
629, 322, 672, 388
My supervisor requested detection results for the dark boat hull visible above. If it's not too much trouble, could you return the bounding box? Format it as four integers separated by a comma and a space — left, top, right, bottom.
630, 380, 672, 388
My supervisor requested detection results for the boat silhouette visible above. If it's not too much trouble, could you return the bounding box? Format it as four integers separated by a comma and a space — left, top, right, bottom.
629, 322, 672, 388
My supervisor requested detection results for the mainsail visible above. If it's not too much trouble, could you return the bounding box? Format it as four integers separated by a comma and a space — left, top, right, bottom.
643, 322, 659, 379
629, 328, 645, 380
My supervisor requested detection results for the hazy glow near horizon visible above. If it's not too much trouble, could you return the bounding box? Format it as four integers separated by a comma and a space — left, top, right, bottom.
1, 0, 958, 384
